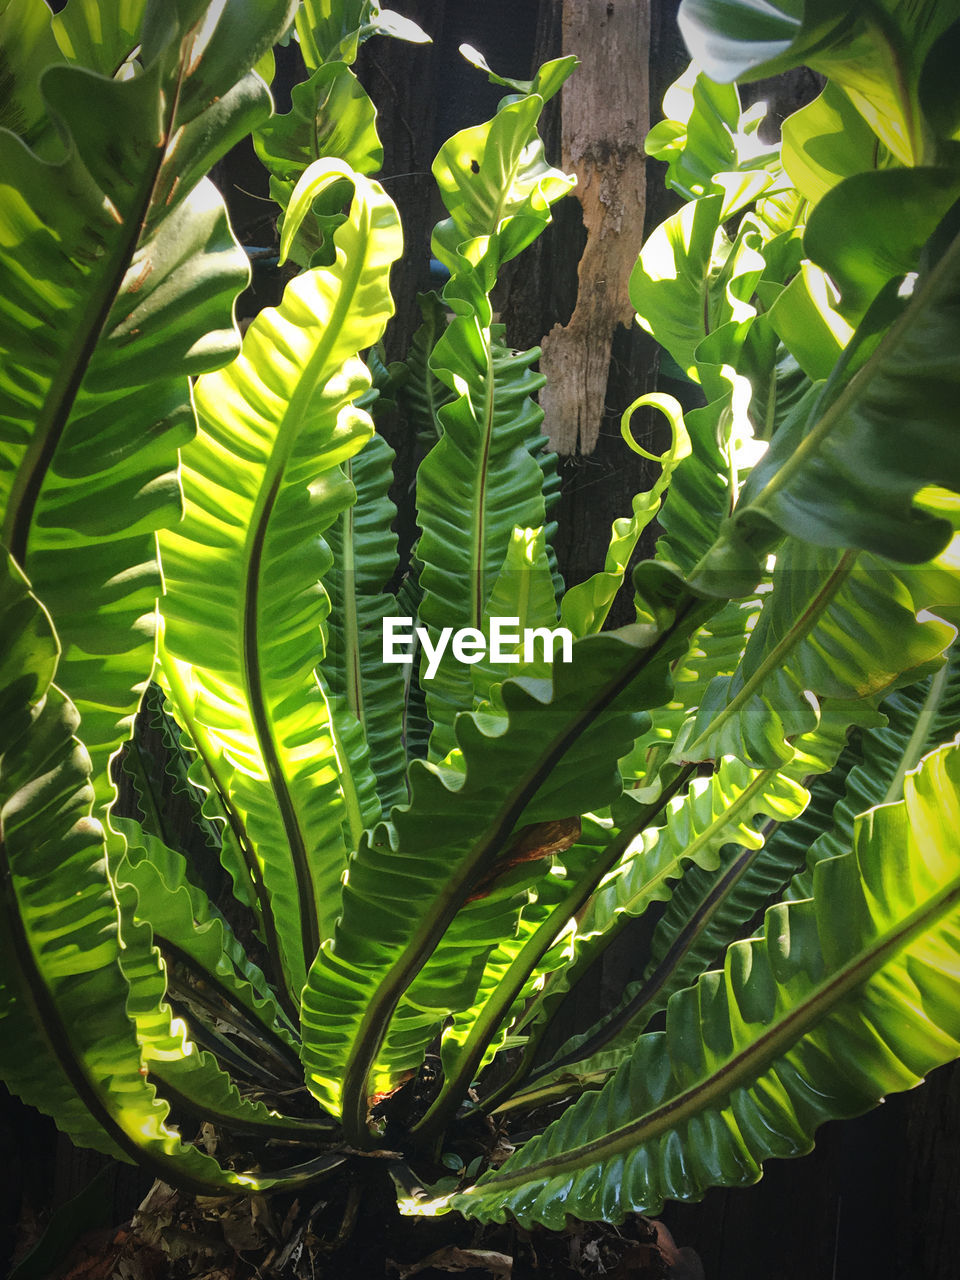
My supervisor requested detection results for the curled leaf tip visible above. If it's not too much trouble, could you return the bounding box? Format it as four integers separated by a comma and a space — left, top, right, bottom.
621, 392, 691, 472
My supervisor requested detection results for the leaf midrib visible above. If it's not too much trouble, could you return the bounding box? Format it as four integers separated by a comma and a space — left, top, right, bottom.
0, 775, 235, 1195
339, 602, 704, 1144
239, 203, 371, 994
470, 871, 960, 1195
683, 549, 856, 758
158, 641, 287, 1000
412, 768, 697, 1141
522, 837, 772, 1099
591, 766, 777, 928
748, 229, 960, 519
1, 52, 189, 565
470, 336, 497, 628
341, 459, 365, 729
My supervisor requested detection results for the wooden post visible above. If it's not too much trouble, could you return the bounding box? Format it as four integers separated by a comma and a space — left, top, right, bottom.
539, 0, 650, 456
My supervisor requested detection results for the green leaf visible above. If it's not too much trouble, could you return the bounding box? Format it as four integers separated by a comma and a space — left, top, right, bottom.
299, 600, 714, 1140
0, 0, 63, 147
431, 91, 575, 276
296, 0, 364, 66
109, 858, 331, 1141
587, 758, 811, 935
417, 331, 550, 759
415, 75, 574, 757
512, 702, 877, 1107
781, 81, 891, 206
295, 0, 428, 69
803, 167, 960, 319
680, 541, 955, 768
505, 747, 826, 1105
396, 554, 432, 768
618, 596, 761, 795
629, 195, 724, 382
678, 0, 960, 164
51, 0, 146, 75
423, 765, 717, 1140
397, 292, 454, 452
110, 828, 322, 1140
0, 550, 324, 1192
141, 0, 298, 120
120, 683, 224, 863
158, 163, 403, 998
363, 9, 431, 48
654, 400, 735, 575
416, 838, 621, 1142
642, 702, 879, 990
652, 364, 774, 581
646, 62, 779, 209
110, 816, 300, 1060
445, 734, 960, 1226
0, 3, 291, 809
698, 230, 960, 577
765, 261, 852, 380
458, 46, 578, 107
789, 646, 960, 897
254, 61, 384, 266
415, 80, 575, 756
136, 683, 269, 933
468, 526, 560, 705
256, 59, 383, 179
561, 395, 691, 637
324, 431, 406, 816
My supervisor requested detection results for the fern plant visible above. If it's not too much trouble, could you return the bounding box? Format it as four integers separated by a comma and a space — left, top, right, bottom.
3, 0, 960, 1235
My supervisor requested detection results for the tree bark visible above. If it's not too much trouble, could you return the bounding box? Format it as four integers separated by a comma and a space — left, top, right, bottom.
539, 0, 650, 457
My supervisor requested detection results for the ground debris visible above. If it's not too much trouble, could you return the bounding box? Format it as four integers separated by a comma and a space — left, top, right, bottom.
388, 1244, 514, 1278
19, 1173, 702, 1279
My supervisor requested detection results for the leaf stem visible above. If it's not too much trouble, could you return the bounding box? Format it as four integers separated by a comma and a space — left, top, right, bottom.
410, 765, 697, 1147
467, 874, 960, 1196
682, 550, 856, 759
883, 659, 950, 804
339, 597, 708, 1146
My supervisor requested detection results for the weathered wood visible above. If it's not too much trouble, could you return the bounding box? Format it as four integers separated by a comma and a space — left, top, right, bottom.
539, 0, 651, 456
